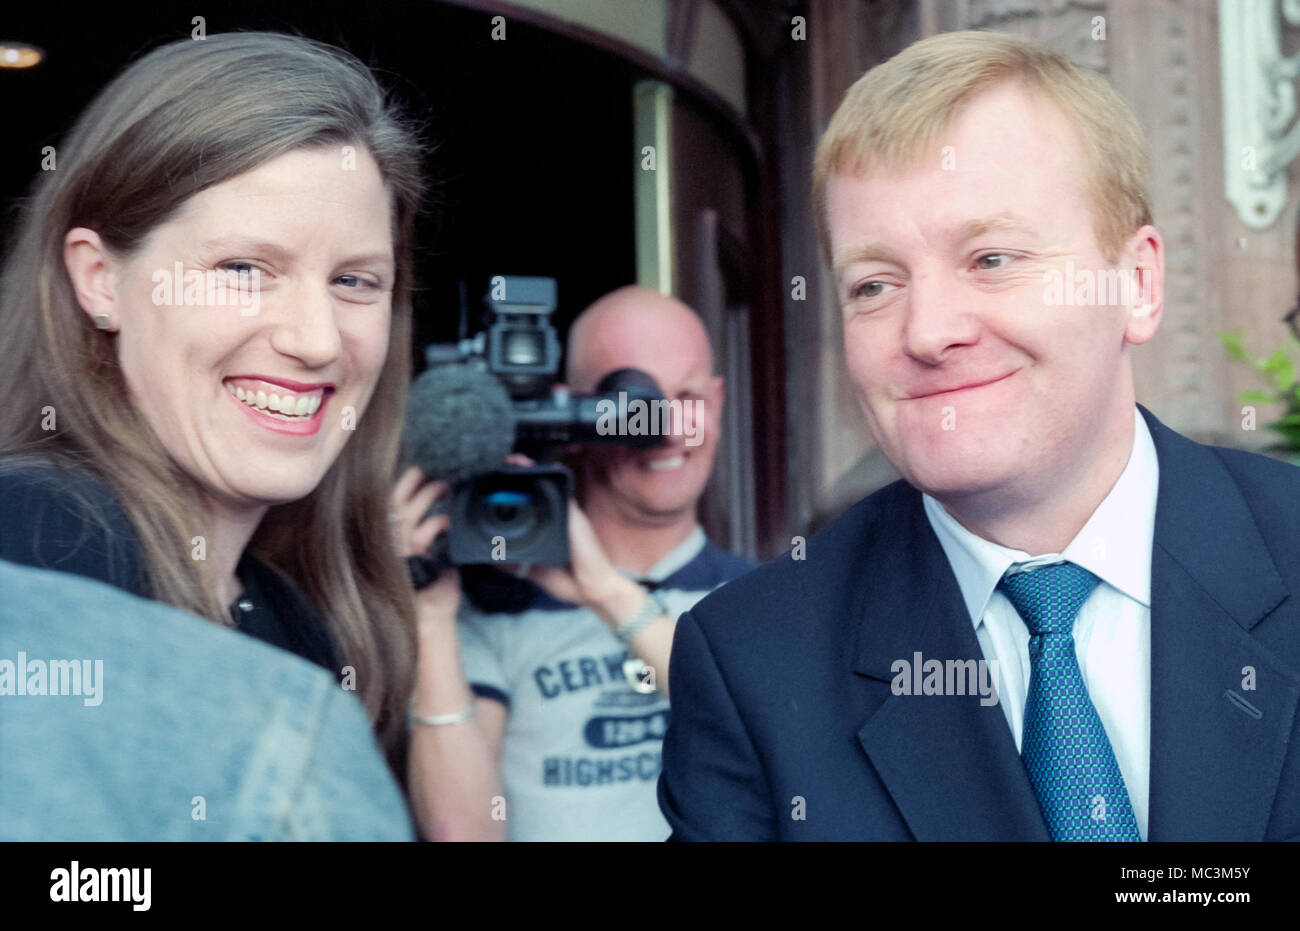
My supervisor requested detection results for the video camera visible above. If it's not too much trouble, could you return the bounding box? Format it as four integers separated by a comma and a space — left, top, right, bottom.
419, 275, 666, 566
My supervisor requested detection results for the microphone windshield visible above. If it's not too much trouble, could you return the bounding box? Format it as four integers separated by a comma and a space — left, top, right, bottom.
402, 362, 516, 485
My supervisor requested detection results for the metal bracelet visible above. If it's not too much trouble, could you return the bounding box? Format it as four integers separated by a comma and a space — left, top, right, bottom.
409, 700, 477, 727
615, 589, 665, 645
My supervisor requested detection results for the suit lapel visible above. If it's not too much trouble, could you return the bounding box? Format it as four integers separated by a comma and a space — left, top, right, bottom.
850, 483, 1050, 840
1140, 406, 1300, 840
849, 408, 1299, 841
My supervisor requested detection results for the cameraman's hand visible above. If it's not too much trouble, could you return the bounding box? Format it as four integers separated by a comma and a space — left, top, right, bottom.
526, 499, 631, 613
390, 465, 461, 628
391, 465, 449, 559
493, 454, 632, 613
413, 564, 462, 636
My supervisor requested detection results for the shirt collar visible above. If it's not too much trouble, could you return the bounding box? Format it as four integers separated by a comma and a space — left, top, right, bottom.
620, 525, 707, 584
922, 406, 1159, 630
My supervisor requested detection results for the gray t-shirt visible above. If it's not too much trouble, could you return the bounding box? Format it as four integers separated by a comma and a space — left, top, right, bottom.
458, 527, 751, 841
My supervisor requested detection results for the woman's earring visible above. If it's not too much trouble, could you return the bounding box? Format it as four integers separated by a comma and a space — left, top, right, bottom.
93, 313, 112, 330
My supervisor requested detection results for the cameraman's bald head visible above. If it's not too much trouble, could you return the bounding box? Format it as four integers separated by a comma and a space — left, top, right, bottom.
566, 286, 715, 393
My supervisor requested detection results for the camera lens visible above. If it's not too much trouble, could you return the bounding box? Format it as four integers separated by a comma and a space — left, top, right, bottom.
483, 489, 536, 538
467, 482, 555, 546
450, 466, 572, 566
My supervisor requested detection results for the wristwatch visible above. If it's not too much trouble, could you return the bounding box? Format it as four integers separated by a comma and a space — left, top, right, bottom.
614, 587, 669, 645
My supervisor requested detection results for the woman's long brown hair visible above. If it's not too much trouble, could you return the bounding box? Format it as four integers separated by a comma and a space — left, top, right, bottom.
0, 31, 426, 764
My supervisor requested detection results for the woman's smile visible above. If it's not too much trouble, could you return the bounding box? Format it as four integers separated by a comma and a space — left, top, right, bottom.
223, 377, 335, 436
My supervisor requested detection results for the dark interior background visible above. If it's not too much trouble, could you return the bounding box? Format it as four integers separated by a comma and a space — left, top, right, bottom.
0, 0, 639, 368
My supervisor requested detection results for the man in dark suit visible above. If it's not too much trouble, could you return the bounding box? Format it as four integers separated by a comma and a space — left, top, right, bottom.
658, 30, 1300, 841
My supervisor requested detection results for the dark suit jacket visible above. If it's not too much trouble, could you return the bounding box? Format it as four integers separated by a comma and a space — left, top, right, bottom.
658, 406, 1300, 840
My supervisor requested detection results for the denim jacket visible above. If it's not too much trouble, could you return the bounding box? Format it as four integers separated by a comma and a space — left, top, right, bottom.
0, 559, 413, 841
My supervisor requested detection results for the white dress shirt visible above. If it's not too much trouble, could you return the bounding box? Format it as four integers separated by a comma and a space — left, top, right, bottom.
921, 406, 1157, 839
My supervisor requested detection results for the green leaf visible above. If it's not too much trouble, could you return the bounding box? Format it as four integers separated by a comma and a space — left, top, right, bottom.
1266, 421, 1300, 448
1273, 355, 1295, 392
1220, 329, 1250, 363
1239, 390, 1278, 405
1260, 348, 1294, 390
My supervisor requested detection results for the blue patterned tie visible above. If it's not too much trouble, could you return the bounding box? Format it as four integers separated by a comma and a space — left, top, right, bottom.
998, 562, 1140, 841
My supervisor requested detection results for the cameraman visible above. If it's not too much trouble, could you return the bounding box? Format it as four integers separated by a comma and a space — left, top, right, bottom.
396, 286, 751, 841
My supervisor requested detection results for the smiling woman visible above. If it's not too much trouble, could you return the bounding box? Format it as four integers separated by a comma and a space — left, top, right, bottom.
0, 31, 426, 769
